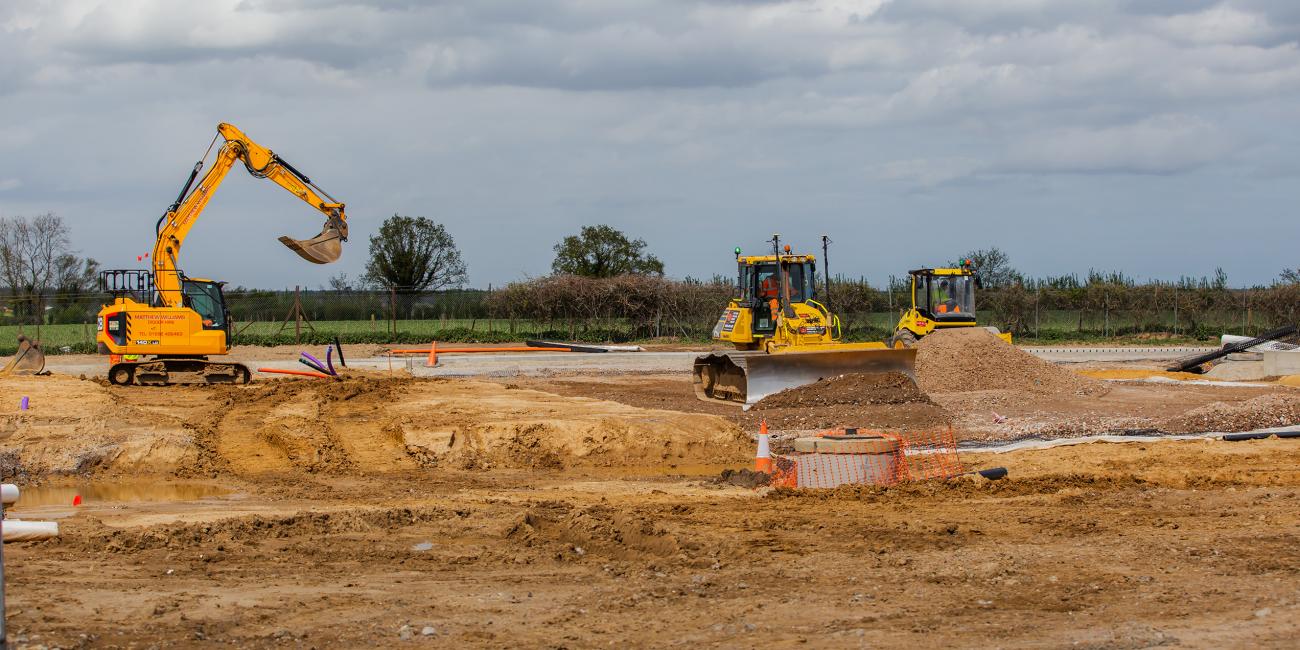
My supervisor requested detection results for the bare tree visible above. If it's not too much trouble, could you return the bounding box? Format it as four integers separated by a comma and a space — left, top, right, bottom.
0, 213, 98, 323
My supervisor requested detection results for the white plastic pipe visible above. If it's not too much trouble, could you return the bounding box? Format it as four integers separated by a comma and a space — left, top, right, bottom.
3, 521, 59, 542
0, 485, 17, 506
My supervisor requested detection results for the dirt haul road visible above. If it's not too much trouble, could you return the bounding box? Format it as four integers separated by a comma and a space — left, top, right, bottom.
0, 330, 1295, 647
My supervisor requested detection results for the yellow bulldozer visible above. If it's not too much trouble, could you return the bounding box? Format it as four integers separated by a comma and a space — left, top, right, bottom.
693, 235, 915, 408
886, 262, 1012, 348
96, 123, 349, 386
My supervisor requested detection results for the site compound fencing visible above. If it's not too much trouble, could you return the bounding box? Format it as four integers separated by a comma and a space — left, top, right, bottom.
3, 277, 1299, 355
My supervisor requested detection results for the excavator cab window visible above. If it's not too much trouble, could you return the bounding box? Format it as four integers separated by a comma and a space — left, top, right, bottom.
182, 280, 229, 331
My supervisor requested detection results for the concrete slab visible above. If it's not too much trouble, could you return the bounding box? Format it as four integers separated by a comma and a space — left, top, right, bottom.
1205, 360, 1270, 381
1263, 350, 1300, 376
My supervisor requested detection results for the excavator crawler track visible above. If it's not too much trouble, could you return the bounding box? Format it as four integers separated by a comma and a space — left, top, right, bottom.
108, 358, 251, 386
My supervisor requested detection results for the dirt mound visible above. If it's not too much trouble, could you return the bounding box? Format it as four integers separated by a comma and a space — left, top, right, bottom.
0, 374, 750, 478
753, 372, 930, 410
715, 468, 772, 488
916, 329, 1107, 397
1161, 393, 1300, 433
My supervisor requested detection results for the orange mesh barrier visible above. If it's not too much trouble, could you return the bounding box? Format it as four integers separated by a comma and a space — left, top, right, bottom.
768, 428, 962, 489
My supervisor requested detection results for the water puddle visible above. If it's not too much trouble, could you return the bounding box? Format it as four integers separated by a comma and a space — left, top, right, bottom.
8, 482, 231, 509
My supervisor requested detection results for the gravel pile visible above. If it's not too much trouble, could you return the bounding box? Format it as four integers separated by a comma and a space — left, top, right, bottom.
915, 329, 1107, 397
752, 372, 930, 410
1162, 394, 1300, 433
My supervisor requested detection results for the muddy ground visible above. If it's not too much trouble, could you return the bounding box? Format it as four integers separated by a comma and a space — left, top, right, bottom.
0, 344, 1298, 647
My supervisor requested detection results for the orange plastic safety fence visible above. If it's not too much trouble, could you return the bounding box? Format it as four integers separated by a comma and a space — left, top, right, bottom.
894, 427, 964, 481
769, 428, 962, 490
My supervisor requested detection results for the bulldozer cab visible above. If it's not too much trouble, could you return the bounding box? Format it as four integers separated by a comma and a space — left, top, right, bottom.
739, 257, 815, 334
911, 269, 977, 323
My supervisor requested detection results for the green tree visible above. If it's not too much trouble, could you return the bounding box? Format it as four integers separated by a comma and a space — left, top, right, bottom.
363, 215, 467, 314
551, 225, 664, 278
953, 247, 1021, 289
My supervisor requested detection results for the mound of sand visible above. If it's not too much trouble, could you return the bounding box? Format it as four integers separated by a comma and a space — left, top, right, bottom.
1162, 393, 1300, 434
916, 329, 1107, 397
753, 372, 930, 410
0, 374, 750, 478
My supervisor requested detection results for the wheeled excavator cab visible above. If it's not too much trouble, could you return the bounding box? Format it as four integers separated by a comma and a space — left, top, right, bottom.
889, 262, 1011, 347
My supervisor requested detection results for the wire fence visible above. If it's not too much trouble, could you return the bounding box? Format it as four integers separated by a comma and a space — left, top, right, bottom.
2, 275, 1298, 354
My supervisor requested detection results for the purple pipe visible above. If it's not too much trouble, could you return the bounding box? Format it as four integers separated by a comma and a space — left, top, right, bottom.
301, 352, 334, 376
326, 345, 336, 375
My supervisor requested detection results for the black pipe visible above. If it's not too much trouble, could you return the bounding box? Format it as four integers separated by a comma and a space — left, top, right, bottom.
298, 358, 330, 375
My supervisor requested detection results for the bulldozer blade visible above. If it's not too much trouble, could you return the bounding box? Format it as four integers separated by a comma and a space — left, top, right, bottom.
1, 336, 46, 375
694, 348, 917, 410
279, 226, 343, 265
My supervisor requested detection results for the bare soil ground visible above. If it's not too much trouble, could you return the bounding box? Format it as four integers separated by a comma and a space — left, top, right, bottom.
0, 334, 1298, 648
499, 371, 1300, 441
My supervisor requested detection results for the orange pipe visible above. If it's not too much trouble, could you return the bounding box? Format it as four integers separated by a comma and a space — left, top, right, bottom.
258, 367, 331, 379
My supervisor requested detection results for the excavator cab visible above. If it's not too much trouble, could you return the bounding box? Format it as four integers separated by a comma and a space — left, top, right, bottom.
181, 279, 230, 333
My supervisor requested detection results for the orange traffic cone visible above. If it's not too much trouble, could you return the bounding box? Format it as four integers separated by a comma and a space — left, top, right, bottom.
755, 419, 772, 473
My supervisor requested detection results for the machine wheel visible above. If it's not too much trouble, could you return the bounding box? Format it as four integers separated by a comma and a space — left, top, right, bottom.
889, 330, 918, 349
108, 364, 135, 386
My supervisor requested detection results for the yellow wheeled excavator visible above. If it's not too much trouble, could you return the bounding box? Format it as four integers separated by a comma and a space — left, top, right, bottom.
96, 123, 349, 386
887, 262, 1012, 348
693, 235, 915, 408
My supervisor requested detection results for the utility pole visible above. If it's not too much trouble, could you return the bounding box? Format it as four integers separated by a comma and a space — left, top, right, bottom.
821, 235, 833, 312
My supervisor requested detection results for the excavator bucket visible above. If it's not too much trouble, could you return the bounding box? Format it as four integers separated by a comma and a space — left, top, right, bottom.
279, 226, 344, 265
0, 336, 46, 376
693, 347, 917, 410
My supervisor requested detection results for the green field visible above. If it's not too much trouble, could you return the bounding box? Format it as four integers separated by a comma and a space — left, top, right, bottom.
1, 309, 1232, 357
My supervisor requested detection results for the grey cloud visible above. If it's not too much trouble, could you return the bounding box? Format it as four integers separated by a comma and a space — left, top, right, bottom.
998, 114, 1235, 174
1, 0, 1299, 286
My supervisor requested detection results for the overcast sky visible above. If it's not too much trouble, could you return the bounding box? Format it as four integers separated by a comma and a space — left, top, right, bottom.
2, 0, 1298, 289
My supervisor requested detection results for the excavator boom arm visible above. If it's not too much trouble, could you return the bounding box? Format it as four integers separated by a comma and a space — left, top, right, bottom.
152, 122, 348, 307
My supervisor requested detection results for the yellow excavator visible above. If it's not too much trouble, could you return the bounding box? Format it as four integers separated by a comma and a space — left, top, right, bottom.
96, 123, 348, 386
887, 262, 1012, 348
693, 235, 915, 408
